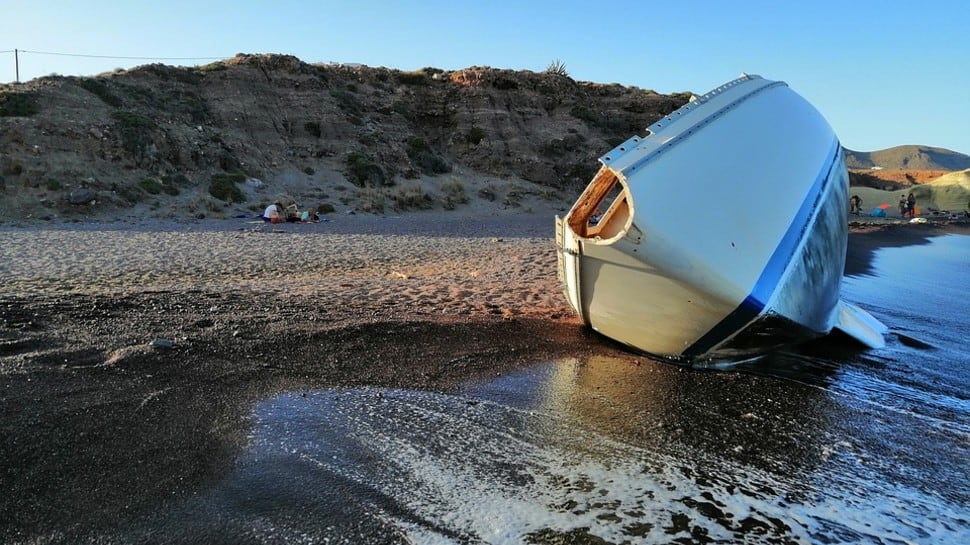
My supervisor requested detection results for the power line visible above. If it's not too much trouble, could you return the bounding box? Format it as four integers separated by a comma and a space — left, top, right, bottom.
15, 49, 227, 61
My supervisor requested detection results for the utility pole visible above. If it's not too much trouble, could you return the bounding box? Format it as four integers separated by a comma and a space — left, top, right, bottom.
15, 48, 19, 83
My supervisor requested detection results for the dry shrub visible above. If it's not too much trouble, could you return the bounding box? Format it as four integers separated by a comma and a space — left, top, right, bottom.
439, 178, 468, 210
357, 187, 385, 213
390, 182, 433, 211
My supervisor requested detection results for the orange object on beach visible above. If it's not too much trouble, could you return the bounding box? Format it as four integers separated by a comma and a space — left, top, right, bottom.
877, 203, 891, 209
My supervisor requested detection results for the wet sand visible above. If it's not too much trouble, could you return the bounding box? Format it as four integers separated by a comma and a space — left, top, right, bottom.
0, 214, 967, 541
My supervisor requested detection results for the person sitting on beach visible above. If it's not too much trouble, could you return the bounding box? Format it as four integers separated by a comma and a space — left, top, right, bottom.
301, 208, 320, 222
899, 194, 908, 217
262, 202, 284, 223
285, 203, 301, 223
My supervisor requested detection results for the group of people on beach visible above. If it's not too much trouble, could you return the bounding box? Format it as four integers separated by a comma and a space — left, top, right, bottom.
850, 192, 920, 218
899, 192, 918, 218
261, 202, 320, 223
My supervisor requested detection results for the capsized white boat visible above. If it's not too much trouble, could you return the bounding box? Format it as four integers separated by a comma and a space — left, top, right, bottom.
555, 74, 887, 365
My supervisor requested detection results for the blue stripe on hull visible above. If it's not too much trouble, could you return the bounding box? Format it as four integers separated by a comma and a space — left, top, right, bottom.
683, 137, 843, 360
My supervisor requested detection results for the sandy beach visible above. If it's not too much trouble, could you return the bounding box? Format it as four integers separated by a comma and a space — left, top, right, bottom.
0, 212, 626, 538
1, 212, 968, 539
1, 212, 618, 386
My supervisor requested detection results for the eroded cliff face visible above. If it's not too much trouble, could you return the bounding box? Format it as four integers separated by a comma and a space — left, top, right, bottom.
0, 53, 690, 222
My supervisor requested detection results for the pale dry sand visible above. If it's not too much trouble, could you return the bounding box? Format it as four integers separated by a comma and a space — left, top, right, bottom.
3, 212, 967, 324
0, 215, 573, 324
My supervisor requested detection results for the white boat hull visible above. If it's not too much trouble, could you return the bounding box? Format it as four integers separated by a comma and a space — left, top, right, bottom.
556, 75, 886, 364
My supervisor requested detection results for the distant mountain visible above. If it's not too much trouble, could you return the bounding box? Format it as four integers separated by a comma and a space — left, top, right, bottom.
845, 145, 970, 171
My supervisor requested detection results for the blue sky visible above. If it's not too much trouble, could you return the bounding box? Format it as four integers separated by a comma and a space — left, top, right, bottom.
2, 0, 967, 154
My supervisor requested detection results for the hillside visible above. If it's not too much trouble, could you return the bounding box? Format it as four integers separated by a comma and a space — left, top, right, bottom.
844, 145, 969, 191
1, 56, 965, 225
846, 168, 951, 191
923, 170, 970, 212
0, 53, 690, 223
849, 169, 970, 217
845, 145, 970, 170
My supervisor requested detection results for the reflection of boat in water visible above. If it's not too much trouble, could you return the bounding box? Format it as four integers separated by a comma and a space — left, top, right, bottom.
555, 74, 887, 365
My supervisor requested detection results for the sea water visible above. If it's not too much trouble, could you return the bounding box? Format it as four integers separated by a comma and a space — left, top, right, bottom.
116, 235, 969, 544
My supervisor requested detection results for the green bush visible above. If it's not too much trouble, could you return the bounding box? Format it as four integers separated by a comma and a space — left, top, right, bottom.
545, 59, 569, 77
76, 78, 122, 107
304, 166, 315, 175
467, 126, 486, 145
541, 134, 585, 157
179, 91, 208, 123
119, 84, 159, 107
0, 91, 39, 117
136, 176, 179, 196
317, 203, 336, 214
406, 138, 451, 175
159, 174, 185, 195
395, 71, 430, 85
390, 101, 411, 116
136, 64, 202, 85
492, 78, 518, 91
116, 184, 145, 203
570, 105, 597, 123
111, 110, 156, 156
406, 137, 431, 155
137, 177, 164, 195
331, 89, 362, 116
208, 172, 247, 203
345, 152, 386, 187
199, 61, 227, 72
304, 121, 321, 138
541, 139, 567, 157
45, 179, 62, 191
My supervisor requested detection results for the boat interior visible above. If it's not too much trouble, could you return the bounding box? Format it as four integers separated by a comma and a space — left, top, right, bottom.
566, 166, 632, 240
